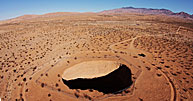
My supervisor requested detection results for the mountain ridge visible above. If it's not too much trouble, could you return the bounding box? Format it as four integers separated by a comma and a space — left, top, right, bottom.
1, 7, 193, 23
99, 7, 193, 19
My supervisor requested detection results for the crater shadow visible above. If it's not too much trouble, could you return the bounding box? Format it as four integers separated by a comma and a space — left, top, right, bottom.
62, 64, 133, 94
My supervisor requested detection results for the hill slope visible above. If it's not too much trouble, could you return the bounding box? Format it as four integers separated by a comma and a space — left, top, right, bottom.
99, 7, 193, 19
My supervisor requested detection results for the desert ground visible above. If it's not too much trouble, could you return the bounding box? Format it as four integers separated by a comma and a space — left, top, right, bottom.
0, 13, 193, 101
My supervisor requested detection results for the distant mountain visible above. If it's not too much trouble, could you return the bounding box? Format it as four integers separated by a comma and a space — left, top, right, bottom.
174, 12, 193, 18
99, 7, 193, 19
1, 7, 193, 23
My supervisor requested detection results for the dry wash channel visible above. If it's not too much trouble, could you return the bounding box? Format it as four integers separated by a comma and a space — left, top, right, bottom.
62, 60, 133, 94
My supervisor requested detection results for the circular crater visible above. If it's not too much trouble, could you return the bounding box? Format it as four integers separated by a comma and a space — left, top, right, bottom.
62, 60, 133, 94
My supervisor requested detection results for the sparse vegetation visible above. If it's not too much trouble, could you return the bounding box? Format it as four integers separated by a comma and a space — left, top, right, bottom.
0, 11, 192, 101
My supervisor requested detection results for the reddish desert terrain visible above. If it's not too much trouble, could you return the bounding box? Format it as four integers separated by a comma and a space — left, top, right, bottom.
0, 12, 193, 101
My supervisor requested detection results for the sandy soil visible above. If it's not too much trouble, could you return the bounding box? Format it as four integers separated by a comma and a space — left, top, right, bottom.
62, 60, 121, 80
0, 13, 192, 101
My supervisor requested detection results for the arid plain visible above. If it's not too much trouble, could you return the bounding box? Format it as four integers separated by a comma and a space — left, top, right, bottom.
0, 13, 193, 101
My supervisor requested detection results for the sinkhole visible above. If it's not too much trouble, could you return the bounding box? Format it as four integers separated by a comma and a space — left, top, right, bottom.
62, 61, 133, 94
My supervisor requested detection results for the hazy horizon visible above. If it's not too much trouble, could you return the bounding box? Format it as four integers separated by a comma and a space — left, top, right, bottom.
1, 0, 193, 20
